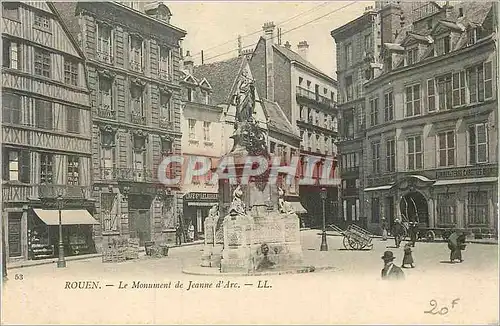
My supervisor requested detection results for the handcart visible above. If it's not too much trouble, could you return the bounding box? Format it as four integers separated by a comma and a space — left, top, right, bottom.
341, 224, 374, 250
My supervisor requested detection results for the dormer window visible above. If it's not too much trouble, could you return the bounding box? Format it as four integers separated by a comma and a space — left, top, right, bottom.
435, 35, 451, 56
406, 48, 418, 65
467, 28, 478, 46
201, 90, 209, 104
187, 88, 194, 102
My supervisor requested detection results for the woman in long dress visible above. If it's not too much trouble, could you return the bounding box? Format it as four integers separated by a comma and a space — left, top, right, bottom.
448, 230, 466, 263
188, 222, 195, 242
381, 218, 388, 241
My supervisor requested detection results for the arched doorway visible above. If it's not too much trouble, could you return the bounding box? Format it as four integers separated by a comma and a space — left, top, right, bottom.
399, 191, 429, 226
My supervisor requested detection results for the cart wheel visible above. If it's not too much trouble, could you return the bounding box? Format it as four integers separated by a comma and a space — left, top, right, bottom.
343, 236, 350, 249
348, 238, 361, 250
359, 242, 367, 250
425, 230, 436, 242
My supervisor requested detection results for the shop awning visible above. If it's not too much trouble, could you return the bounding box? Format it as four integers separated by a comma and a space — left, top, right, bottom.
288, 202, 307, 214
409, 175, 434, 182
187, 202, 218, 207
364, 184, 394, 192
433, 177, 498, 186
33, 209, 99, 226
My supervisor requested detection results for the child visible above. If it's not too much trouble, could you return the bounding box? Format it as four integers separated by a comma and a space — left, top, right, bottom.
402, 242, 415, 268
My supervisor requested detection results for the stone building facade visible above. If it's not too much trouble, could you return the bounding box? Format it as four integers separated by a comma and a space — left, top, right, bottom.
2, 2, 93, 261
56, 2, 187, 249
363, 1, 498, 237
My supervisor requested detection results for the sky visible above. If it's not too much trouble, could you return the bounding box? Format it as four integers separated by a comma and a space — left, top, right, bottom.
166, 1, 375, 79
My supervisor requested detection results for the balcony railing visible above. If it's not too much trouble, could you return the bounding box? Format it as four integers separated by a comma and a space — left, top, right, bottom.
98, 106, 116, 119
130, 112, 146, 125
159, 117, 173, 129
96, 51, 113, 64
296, 86, 336, 109
129, 60, 143, 72
159, 70, 170, 81
99, 167, 155, 183
3, 183, 92, 201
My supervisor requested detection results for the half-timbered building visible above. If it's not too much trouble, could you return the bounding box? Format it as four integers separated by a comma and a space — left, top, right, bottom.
2, 1, 94, 262
55, 1, 187, 250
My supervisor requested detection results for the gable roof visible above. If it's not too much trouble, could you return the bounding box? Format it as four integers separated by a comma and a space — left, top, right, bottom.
272, 42, 336, 84
261, 99, 299, 138
49, 2, 85, 59
192, 56, 245, 105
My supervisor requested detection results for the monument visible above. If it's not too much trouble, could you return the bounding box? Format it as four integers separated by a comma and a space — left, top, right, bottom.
200, 73, 304, 274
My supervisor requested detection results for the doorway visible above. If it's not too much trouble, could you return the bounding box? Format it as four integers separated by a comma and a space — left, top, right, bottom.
129, 195, 152, 246
8, 212, 22, 258
399, 191, 429, 226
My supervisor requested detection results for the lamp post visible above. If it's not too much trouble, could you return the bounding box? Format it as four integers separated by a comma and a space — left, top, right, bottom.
56, 194, 66, 268
320, 187, 328, 251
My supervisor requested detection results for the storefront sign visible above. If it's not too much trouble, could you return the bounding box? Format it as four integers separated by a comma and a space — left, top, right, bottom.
435, 166, 498, 179
183, 192, 218, 202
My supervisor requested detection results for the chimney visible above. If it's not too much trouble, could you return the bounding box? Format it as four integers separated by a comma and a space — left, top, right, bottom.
458, 7, 463, 17
284, 41, 291, 49
297, 41, 309, 61
262, 21, 276, 101
183, 50, 194, 75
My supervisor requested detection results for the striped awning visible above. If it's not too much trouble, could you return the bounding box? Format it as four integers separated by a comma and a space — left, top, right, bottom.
34, 209, 99, 226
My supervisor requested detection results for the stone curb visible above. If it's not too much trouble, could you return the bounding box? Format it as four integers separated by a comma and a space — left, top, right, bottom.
181, 265, 335, 276
6, 240, 204, 270
315, 232, 498, 245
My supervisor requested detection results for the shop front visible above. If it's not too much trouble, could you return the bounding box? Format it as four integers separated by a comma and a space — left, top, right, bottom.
364, 166, 498, 236
183, 192, 218, 240
30, 209, 99, 259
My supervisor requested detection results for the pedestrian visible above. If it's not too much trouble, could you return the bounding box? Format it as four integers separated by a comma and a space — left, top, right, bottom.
188, 222, 195, 242
402, 242, 415, 268
175, 223, 182, 246
381, 218, 388, 241
409, 222, 418, 247
381, 250, 405, 280
448, 230, 466, 263
392, 219, 404, 248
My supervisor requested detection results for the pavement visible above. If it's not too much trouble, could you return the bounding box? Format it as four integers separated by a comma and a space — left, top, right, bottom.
2, 230, 498, 325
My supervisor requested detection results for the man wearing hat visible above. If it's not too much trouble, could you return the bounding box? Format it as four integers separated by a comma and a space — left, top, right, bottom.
381, 250, 405, 280
392, 219, 404, 248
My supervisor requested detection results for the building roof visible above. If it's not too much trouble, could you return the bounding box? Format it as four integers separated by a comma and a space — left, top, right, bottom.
261, 99, 299, 138
192, 56, 245, 105
50, 2, 82, 54
273, 43, 336, 84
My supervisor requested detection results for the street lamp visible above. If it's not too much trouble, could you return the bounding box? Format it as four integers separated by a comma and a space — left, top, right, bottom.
56, 194, 66, 268
320, 187, 328, 251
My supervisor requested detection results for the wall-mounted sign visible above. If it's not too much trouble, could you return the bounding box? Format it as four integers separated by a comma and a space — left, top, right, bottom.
183, 192, 218, 202
435, 166, 498, 179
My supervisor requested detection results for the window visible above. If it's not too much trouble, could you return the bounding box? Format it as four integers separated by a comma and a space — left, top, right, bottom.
133, 151, 145, 178
203, 121, 211, 141
97, 23, 112, 63
34, 48, 51, 78
67, 156, 80, 185
437, 131, 455, 167
406, 135, 423, 170
452, 71, 466, 107
405, 84, 421, 117
467, 28, 478, 46
66, 106, 80, 134
2, 149, 29, 182
159, 46, 171, 79
3, 2, 19, 20
484, 62, 493, 100
188, 119, 196, 139
384, 91, 393, 122
468, 123, 488, 164
3, 40, 20, 69
130, 84, 143, 115
345, 43, 352, 67
129, 35, 143, 71
160, 92, 171, 120
101, 193, 118, 232
364, 34, 372, 54
34, 12, 51, 30
427, 79, 436, 112
371, 141, 380, 174
35, 99, 52, 130
435, 35, 450, 55
437, 193, 456, 225
101, 146, 115, 179
406, 48, 418, 65
315, 134, 321, 151
187, 88, 194, 102
201, 90, 209, 104
64, 58, 78, 86
386, 139, 395, 172
437, 74, 452, 110
298, 77, 303, 85
3, 93, 21, 124
345, 76, 353, 102
40, 153, 54, 184
467, 191, 488, 225
369, 97, 379, 126
99, 77, 113, 111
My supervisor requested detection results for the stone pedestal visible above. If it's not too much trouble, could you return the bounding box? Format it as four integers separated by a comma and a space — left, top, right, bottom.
220, 214, 255, 273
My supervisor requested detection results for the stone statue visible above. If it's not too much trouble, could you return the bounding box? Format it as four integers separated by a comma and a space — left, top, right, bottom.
228, 185, 246, 216
233, 70, 255, 123
277, 186, 294, 215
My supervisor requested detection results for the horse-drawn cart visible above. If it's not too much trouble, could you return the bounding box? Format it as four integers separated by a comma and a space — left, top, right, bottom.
341, 224, 374, 250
